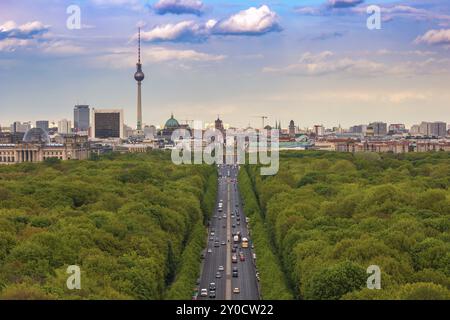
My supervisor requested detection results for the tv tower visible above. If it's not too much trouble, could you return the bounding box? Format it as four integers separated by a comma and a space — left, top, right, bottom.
134, 27, 145, 135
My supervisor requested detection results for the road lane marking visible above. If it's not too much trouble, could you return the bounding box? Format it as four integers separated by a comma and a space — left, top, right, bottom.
225, 178, 232, 300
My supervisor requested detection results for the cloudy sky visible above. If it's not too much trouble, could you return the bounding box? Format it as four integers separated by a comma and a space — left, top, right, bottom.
0, 0, 449, 129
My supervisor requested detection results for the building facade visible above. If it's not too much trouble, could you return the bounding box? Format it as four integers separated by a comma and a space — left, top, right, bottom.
74, 105, 90, 132
369, 122, 388, 136
92, 109, 124, 139
58, 119, 72, 134
0, 128, 89, 165
36, 120, 49, 132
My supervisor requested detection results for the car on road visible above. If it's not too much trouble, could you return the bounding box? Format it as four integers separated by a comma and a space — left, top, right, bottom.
231, 247, 237, 253
209, 282, 216, 290
237, 221, 240, 226
209, 290, 216, 298
214, 241, 220, 247
221, 241, 226, 246
223, 214, 226, 218
232, 255, 238, 263
209, 236, 214, 241
216, 272, 222, 279
233, 288, 240, 294
218, 265, 224, 271
232, 224, 236, 228
240, 254, 245, 262
207, 248, 212, 253
232, 267, 238, 278
200, 289, 208, 297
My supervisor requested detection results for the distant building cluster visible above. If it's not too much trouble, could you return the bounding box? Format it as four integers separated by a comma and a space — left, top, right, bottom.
0, 28, 448, 164
308, 121, 450, 153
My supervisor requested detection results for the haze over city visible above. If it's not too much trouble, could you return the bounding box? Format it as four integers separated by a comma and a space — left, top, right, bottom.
1, 0, 450, 128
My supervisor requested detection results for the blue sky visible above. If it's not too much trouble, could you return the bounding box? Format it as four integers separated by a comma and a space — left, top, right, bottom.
1, 0, 450, 129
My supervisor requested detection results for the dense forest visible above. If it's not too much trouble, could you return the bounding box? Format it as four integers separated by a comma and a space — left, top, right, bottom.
244, 151, 450, 300
0, 152, 216, 299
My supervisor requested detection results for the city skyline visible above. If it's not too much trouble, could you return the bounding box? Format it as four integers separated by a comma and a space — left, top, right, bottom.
1, 0, 450, 128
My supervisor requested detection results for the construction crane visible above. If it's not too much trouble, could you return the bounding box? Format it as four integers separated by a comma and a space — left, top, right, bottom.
252, 116, 268, 129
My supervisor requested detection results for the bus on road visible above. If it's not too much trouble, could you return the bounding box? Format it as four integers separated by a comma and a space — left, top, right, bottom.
241, 237, 249, 248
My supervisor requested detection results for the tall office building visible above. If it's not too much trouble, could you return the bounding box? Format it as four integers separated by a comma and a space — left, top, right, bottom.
36, 120, 49, 132
350, 125, 367, 134
431, 122, 447, 137
313, 125, 325, 137
58, 119, 72, 134
369, 122, 387, 136
134, 28, 145, 136
74, 105, 90, 132
11, 121, 31, 133
92, 109, 124, 139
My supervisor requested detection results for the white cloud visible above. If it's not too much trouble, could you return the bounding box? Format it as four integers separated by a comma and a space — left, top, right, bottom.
0, 38, 34, 52
263, 51, 385, 76
386, 91, 429, 104
213, 5, 281, 35
96, 46, 225, 68
89, 0, 143, 10
0, 20, 49, 40
139, 5, 281, 43
415, 29, 450, 46
0, 20, 50, 52
327, 0, 364, 9
139, 20, 213, 42
154, 0, 205, 16
352, 5, 450, 24
263, 51, 450, 77
39, 41, 86, 55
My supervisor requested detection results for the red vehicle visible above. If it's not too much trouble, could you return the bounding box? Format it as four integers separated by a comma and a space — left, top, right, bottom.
239, 254, 245, 262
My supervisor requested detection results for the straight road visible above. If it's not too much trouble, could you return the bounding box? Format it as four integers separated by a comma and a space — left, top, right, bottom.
198, 164, 259, 300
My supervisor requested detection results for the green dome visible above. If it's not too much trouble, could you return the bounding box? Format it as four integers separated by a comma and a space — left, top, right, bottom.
165, 114, 179, 128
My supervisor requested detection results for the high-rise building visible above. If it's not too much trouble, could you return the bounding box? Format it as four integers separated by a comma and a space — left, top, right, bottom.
58, 119, 72, 134
431, 122, 447, 137
417, 122, 446, 136
36, 120, 49, 132
388, 124, 406, 134
369, 122, 387, 136
74, 105, 90, 132
134, 28, 145, 136
92, 109, 124, 139
350, 125, 367, 134
11, 121, 31, 133
313, 125, 324, 137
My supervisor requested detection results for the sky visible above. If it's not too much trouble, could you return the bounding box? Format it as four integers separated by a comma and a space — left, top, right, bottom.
0, 0, 450, 129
